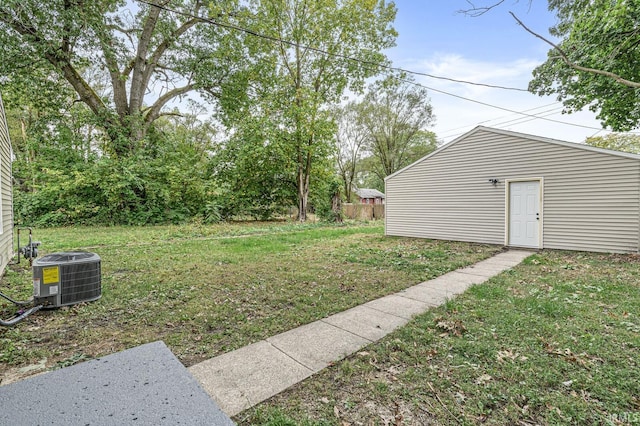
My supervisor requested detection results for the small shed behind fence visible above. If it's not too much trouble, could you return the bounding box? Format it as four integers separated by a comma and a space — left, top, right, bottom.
355, 188, 385, 205
385, 126, 640, 253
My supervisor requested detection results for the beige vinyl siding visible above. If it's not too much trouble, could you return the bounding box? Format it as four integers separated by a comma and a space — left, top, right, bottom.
0, 94, 13, 273
386, 127, 640, 253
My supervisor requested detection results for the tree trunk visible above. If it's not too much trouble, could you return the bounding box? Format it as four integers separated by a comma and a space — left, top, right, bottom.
332, 191, 342, 223
342, 175, 351, 203
297, 167, 309, 222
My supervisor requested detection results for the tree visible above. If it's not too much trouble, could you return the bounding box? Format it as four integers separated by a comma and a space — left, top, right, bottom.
518, 1, 640, 131
585, 133, 640, 155
4, 73, 220, 226
335, 102, 367, 203
234, 0, 397, 221
358, 75, 436, 182
209, 114, 299, 220
0, 0, 241, 156
459, 1, 640, 131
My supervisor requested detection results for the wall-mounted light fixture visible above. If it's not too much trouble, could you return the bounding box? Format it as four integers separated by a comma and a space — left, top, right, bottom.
488, 178, 499, 186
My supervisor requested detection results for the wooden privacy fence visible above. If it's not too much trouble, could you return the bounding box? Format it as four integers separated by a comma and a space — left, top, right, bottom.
342, 203, 385, 220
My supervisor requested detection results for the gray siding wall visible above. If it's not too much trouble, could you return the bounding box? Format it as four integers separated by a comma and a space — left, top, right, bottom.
386, 128, 640, 253
0, 94, 13, 273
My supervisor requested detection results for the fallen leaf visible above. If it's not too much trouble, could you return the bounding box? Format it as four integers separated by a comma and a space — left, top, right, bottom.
394, 401, 403, 425
475, 374, 492, 385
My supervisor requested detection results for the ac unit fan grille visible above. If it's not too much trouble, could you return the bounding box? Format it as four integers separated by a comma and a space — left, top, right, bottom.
40, 252, 96, 263
60, 262, 102, 305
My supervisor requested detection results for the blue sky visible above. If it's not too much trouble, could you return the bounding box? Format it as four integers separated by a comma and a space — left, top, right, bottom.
385, 1, 609, 143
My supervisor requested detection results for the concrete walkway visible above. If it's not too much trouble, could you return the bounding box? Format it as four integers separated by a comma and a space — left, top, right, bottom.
188, 249, 533, 417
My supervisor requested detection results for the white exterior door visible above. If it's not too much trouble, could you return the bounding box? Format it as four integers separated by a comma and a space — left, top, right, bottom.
509, 181, 540, 248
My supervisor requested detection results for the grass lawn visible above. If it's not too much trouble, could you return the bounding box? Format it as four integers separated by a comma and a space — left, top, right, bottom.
0, 221, 499, 384
241, 251, 640, 425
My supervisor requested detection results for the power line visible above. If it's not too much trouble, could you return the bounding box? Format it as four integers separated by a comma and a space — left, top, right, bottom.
399, 77, 614, 133
135, 0, 527, 92
137, 0, 632, 135
490, 106, 564, 128
437, 101, 561, 135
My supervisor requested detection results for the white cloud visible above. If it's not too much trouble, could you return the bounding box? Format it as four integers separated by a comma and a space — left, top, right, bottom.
400, 54, 610, 144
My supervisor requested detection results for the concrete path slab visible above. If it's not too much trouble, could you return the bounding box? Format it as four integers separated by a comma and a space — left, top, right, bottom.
421, 271, 487, 290
322, 305, 409, 341
364, 294, 432, 319
188, 340, 313, 416
0, 341, 234, 426
475, 258, 522, 268
491, 250, 534, 262
267, 321, 371, 371
457, 263, 513, 277
188, 249, 534, 418
397, 284, 452, 305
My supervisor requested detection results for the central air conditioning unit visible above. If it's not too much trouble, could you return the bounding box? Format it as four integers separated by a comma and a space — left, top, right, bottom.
33, 252, 102, 308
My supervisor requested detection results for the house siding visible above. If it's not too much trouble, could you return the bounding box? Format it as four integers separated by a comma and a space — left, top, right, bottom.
0, 93, 13, 273
385, 127, 640, 253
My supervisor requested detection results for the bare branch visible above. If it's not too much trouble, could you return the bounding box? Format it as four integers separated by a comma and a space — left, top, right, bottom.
141, 15, 203, 92
96, 20, 129, 117
156, 111, 184, 119
143, 83, 195, 129
106, 24, 141, 35
459, 0, 506, 17
129, 2, 165, 113
510, 12, 640, 89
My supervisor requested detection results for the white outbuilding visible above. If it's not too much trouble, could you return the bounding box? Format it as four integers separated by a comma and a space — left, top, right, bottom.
385, 126, 640, 253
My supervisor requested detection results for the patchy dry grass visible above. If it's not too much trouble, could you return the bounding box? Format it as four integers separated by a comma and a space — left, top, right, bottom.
0, 221, 499, 385
239, 251, 640, 426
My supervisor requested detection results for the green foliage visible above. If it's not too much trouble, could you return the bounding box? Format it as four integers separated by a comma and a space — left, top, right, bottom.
530, 0, 640, 130
334, 102, 367, 203
203, 201, 223, 224
209, 115, 298, 221
585, 133, 640, 154
15, 150, 214, 226
219, 0, 397, 221
2, 0, 399, 225
0, 0, 242, 150
12, 113, 217, 226
355, 74, 436, 184
312, 178, 342, 222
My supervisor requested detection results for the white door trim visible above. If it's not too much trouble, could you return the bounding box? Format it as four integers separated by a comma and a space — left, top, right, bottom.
505, 178, 544, 248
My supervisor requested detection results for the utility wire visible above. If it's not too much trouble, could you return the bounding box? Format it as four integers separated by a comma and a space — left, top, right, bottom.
136, 0, 632, 135
399, 77, 614, 133
490, 106, 564, 128
135, 0, 527, 92
437, 101, 561, 135
492, 110, 565, 130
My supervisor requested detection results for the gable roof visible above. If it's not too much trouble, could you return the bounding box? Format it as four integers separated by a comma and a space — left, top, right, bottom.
385, 126, 640, 182
355, 188, 385, 199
